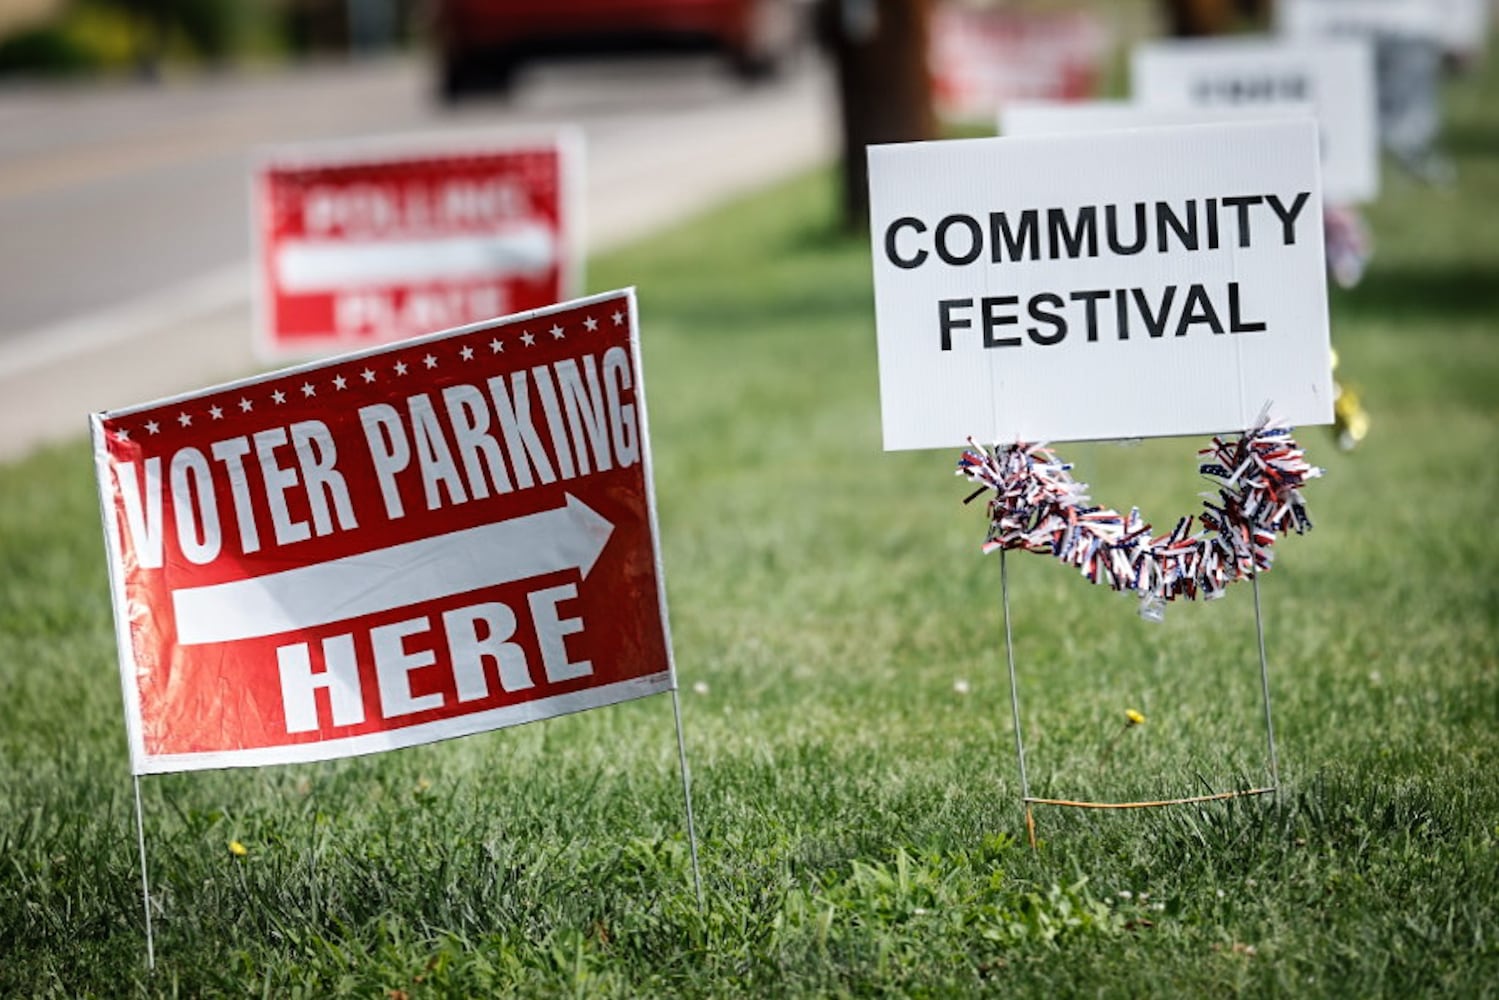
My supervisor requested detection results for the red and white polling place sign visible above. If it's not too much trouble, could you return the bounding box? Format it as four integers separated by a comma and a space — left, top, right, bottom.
92, 290, 671, 773
868, 120, 1333, 450
254, 130, 582, 360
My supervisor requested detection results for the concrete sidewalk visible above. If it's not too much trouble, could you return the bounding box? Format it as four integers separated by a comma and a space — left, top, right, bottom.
0, 62, 834, 463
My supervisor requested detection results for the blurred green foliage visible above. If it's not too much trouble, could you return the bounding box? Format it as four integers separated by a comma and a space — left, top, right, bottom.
0, 0, 419, 77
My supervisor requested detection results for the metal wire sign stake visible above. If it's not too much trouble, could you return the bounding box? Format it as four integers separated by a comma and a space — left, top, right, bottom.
862, 119, 1327, 850
953, 422, 1321, 847
92, 289, 704, 970
998, 550, 1282, 850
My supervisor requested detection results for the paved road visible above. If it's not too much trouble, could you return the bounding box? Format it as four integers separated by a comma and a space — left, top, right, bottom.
0, 53, 834, 461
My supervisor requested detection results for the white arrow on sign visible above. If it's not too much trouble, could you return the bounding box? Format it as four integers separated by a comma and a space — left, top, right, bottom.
274, 224, 557, 292
173, 493, 613, 646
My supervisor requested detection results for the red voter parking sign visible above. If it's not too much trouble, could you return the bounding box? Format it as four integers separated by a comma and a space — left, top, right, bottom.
254, 131, 582, 361
93, 290, 670, 773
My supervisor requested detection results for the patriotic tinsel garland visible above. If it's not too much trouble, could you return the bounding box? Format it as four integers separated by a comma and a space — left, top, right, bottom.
957, 423, 1323, 618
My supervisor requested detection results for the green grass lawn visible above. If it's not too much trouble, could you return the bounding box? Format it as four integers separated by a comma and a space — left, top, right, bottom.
4, 61, 1499, 1000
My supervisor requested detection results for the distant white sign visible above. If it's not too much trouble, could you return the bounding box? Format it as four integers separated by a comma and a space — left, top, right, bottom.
1434, 0, 1491, 59
1280, 0, 1486, 65
1277, 0, 1444, 41
1001, 99, 1317, 140
1132, 37, 1378, 204
868, 120, 1333, 450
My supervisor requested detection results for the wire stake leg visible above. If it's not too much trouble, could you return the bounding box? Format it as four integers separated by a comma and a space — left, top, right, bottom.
669, 687, 705, 911
132, 774, 155, 971
1250, 571, 1282, 794
1000, 551, 1036, 848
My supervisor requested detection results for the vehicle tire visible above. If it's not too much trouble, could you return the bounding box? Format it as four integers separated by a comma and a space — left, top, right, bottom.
439, 49, 477, 102
732, 46, 784, 83
438, 49, 515, 103
731, 0, 800, 83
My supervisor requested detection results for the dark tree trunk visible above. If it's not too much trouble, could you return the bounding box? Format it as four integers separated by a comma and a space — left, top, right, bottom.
1161, 0, 1236, 36
818, 0, 937, 231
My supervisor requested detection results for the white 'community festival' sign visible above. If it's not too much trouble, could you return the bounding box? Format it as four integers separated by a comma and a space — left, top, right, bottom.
868, 119, 1333, 450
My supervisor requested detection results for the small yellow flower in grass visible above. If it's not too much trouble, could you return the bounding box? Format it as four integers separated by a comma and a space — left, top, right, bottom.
228, 840, 248, 857
1102, 708, 1147, 760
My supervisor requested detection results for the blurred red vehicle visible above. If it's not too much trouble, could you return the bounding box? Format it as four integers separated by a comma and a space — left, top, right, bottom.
434, 0, 803, 99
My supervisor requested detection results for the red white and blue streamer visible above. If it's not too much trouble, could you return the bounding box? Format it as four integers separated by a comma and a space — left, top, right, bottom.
957, 422, 1323, 617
